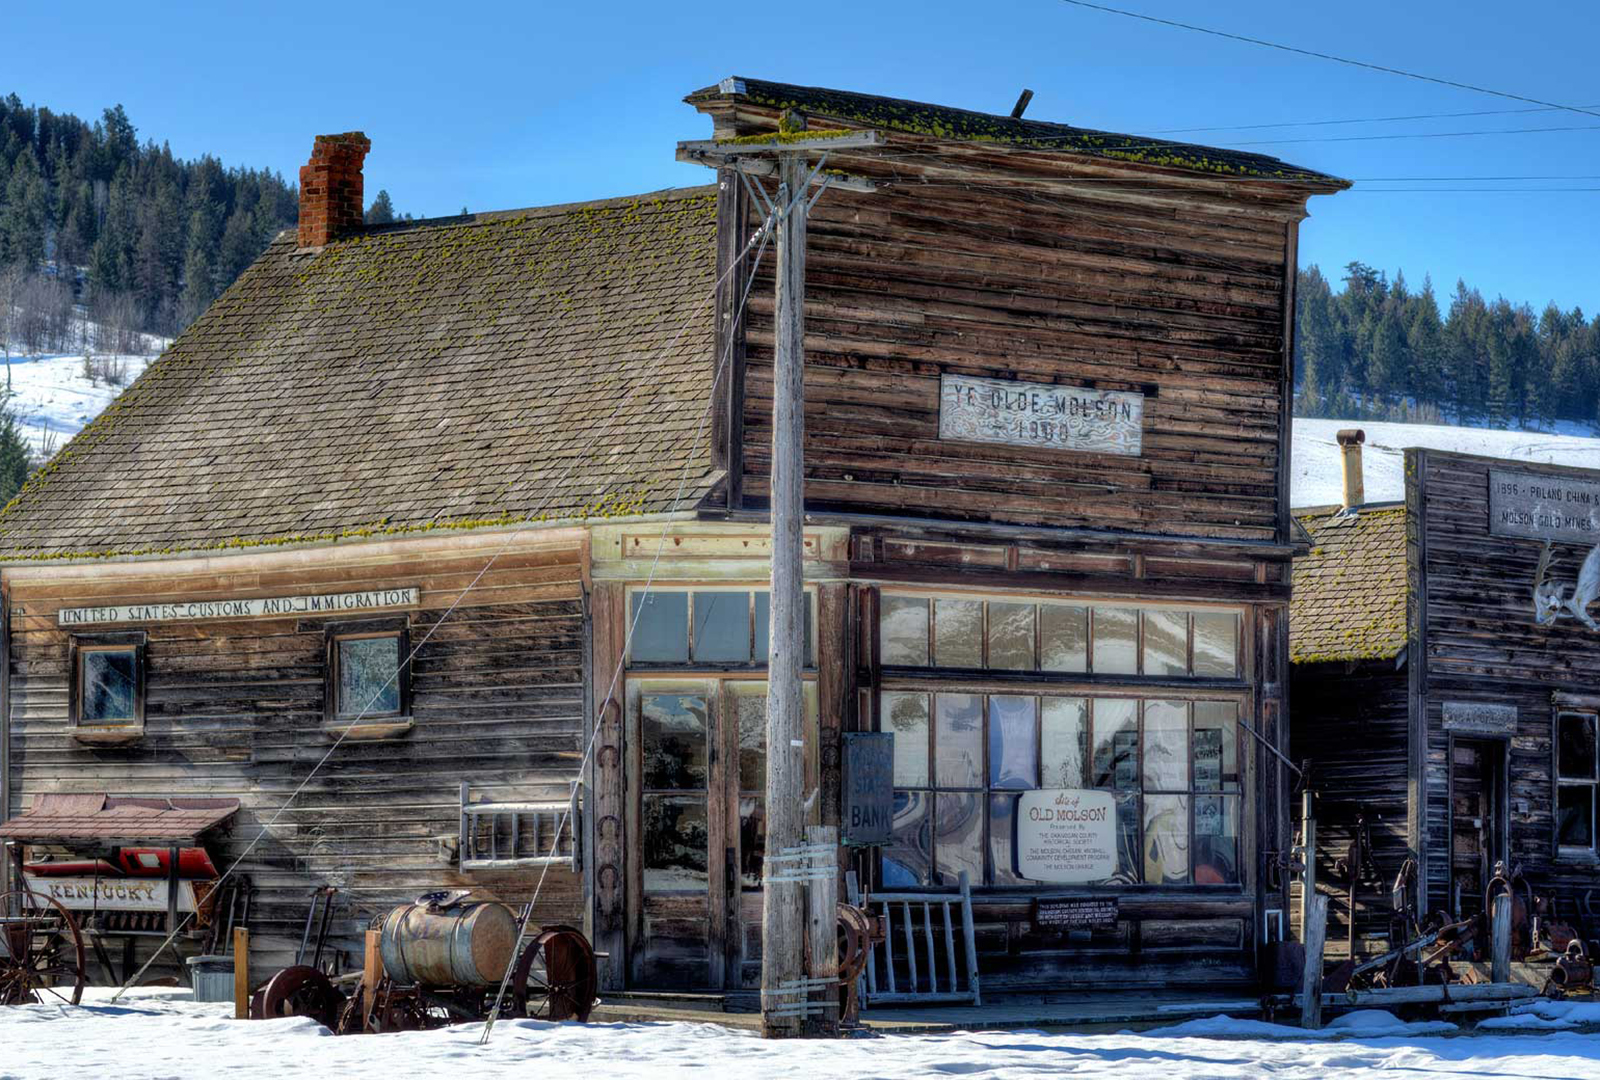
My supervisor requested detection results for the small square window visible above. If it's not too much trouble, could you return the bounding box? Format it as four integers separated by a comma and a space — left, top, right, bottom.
337, 635, 403, 718
326, 623, 411, 734
74, 643, 142, 730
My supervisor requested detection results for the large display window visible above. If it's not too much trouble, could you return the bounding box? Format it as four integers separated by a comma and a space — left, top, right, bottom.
876, 590, 1248, 891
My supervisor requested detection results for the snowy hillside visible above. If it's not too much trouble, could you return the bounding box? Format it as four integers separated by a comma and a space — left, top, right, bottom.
1293, 418, 1600, 508
1, 348, 160, 460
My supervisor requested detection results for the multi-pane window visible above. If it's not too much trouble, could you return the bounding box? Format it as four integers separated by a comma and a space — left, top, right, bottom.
1558, 711, 1600, 853
630, 590, 814, 667
882, 693, 1241, 888
74, 643, 142, 727
880, 594, 1240, 678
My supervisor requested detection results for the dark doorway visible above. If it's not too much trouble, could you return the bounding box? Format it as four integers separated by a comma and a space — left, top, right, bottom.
1449, 738, 1506, 921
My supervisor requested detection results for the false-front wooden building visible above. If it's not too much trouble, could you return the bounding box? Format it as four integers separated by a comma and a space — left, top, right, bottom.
0, 78, 1345, 1000
1291, 436, 1600, 958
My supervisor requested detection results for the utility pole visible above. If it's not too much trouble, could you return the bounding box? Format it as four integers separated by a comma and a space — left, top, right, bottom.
675, 113, 882, 1039
763, 146, 808, 1039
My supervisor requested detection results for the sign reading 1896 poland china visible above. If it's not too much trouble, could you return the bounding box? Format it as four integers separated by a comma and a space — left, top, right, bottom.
939, 374, 1144, 456
1016, 789, 1118, 883
58, 587, 421, 627
1490, 469, 1600, 544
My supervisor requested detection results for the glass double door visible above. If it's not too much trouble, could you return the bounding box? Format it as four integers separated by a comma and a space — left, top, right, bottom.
631, 679, 795, 990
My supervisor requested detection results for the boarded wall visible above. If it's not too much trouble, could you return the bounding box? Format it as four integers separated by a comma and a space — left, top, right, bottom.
4, 529, 589, 978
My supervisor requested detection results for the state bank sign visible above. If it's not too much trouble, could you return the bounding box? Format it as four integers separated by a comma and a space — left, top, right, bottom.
1016, 789, 1118, 883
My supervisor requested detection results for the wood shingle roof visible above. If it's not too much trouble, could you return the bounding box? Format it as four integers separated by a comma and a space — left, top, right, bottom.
688, 76, 1348, 185
1290, 504, 1409, 664
0, 186, 721, 560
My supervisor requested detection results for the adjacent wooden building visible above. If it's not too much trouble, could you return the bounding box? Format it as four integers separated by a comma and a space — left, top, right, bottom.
0, 78, 1346, 1000
1291, 436, 1600, 957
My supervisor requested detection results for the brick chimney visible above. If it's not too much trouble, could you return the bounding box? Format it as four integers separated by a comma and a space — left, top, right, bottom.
298, 132, 371, 248
1336, 428, 1365, 509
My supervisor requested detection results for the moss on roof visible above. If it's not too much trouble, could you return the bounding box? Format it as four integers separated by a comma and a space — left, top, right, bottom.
688, 77, 1348, 185
1290, 505, 1410, 664
0, 188, 721, 561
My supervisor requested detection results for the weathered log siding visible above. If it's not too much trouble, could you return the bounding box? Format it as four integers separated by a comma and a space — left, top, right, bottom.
736, 181, 1295, 541
1411, 449, 1600, 913
4, 530, 588, 977
1289, 660, 1410, 959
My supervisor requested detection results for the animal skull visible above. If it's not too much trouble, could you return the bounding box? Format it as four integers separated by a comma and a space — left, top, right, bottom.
1533, 541, 1600, 631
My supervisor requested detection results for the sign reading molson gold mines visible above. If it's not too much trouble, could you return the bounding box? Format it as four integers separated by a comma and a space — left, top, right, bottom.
57, 587, 421, 628
1016, 789, 1118, 883
939, 374, 1143, 456
1489, 469, 1600, 544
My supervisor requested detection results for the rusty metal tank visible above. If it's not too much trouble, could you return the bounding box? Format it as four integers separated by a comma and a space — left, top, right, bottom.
374, 896, 518, 987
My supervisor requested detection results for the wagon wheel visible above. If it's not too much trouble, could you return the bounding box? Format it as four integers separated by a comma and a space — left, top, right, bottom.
249, 965, 344, 1029
509, 924, 598, 1022
0, 889, 87, 1007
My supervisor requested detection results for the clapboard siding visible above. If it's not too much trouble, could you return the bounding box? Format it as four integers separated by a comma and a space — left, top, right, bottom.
4, 530, 588, 978
1290, 661, 1411, 958
734, 180, 1296, 541
1414, 449, 1600, 913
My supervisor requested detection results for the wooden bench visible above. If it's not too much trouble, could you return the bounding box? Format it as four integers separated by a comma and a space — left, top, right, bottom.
848, 871, 981, 1007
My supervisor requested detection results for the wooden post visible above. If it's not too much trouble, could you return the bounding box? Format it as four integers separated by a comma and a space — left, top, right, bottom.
1299, 892, 1327, 1029
361, 928, 383, 1033
1491, 892, 1512, 984
762, 148, 809, 1039
232, 928, 250, 1020
1299, 789, 1317, 943
805, 825, 838, 1034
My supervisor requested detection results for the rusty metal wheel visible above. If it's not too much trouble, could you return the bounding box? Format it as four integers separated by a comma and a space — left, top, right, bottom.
509, 925, 597, 1022
249, 965, 343, 1029
0, 889, 87, 1007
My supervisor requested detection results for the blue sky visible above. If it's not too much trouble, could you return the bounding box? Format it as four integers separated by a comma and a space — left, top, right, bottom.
10, 0, 1599, 310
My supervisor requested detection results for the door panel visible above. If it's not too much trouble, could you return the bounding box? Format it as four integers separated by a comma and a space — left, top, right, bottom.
636, 689, 716, 987
1450, 739, 1504, 921
630, 679, 816, 991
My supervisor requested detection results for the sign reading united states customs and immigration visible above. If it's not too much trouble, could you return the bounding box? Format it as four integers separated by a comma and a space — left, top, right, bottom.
1489, 469, 1600, 544
938, 374, 1143, 456
57, 587, 420, 627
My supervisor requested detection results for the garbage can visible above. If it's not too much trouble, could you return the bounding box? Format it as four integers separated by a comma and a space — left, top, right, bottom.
186, 954, 234, 1003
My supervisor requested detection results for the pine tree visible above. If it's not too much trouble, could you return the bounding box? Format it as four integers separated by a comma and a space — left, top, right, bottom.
365, 190, 396, 225
0, 406, 32, 502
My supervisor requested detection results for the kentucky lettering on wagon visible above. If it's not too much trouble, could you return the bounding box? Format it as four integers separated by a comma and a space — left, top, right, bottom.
57, 587, 421, 627
938, 374, 1144, 456
21, 874, 199, 913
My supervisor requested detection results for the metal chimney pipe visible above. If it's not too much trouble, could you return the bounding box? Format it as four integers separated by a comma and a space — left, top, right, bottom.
1336, 429, 1366, 509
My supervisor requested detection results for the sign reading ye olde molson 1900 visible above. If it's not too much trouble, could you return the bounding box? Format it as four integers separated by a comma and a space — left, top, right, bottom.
57, 587, 421, 628
1489, 469, 1600, 544
939, 374, 1144, 456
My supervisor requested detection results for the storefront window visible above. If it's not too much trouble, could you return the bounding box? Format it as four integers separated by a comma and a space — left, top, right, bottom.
1558, 711, 1599, 853
630, 590, 814, 667
882, 692, 1241, 888
877, 593, 1240, 678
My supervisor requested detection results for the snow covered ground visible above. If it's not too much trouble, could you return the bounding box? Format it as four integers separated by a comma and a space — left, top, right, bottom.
0, 351, 157, 460
5, 990, 1600, 1080
1292, 417, 1600, 508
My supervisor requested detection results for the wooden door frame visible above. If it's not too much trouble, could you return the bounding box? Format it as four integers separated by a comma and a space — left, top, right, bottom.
1444, 733, 1511, 909
623, 674, 820, 990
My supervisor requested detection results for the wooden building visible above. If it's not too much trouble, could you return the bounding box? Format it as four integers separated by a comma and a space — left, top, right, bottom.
0, 79, 1345, 1000
1291, 435, 1600, 958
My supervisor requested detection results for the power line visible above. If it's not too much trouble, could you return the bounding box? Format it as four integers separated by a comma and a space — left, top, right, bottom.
1234, 123, 1600, 146
1056, 0, 1600, 120
1153, 103, 1600, 135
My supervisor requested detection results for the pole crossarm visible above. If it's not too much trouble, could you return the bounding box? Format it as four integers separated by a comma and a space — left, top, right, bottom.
679, 130, 885, 156
675, 131, 884, 193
